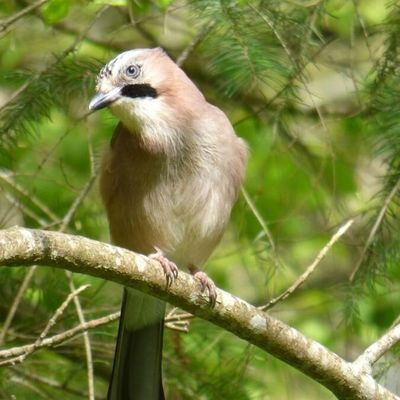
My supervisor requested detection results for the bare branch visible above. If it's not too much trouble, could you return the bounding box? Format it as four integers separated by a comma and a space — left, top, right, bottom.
176, 21, 216, 67
0, 0, 49, 33
60, 161, 98, 400
350, 177, 400, 282
0, 284, 90, 366
53, 22, 124, 53
354, 322, 400, 374
0, 311, 120, 360
3, 192, 46, 226
0, 171, 97, 345
241, 187, 275, 251
0, 226, 398, 400
59, 170, 97, 232
165, 308, 193, 332
0, 265, 38, 345
65, 272, 95, 400
1, 149, 98, 397
10, 375, 51, 400
59, 5, 109, 59
0, 171, 59, 222
40, 285, 90, 341
0, 80, 32, 113
0, 309, 195, 363
262, 220, 354, 311
11, 368, 96, 399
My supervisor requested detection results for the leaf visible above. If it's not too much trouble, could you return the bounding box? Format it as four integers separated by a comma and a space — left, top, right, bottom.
93, 0, 127, 6
41, 0, 71, 25
157, 0, 172, 9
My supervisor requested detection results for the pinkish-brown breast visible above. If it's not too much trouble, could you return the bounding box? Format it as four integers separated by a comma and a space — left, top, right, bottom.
100, 109, 247, 269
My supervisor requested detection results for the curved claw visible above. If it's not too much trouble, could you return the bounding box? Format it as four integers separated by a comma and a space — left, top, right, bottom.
149, 248, 178, 288
191, 270, 217, 308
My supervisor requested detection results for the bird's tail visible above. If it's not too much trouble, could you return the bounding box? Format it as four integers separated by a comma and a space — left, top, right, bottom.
107, 288, 166, 400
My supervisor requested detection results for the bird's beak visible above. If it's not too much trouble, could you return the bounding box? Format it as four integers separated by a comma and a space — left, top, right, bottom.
89, 87, 122, 111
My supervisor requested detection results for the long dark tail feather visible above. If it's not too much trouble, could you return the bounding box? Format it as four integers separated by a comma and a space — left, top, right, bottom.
108, 289, 165, 400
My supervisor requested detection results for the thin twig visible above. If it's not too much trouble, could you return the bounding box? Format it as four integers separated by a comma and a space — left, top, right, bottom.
0, 0, 49, 33
241, 187, 275, 251
165, 324, 189, 333
0, 265, 38, 345
0, 311, 120, 360
1, 169, 97, 396
53, 22, 124, 52
58, 5, 109, 60
165, 308, 194, 333
66, 273, 95, 400
250, 2, 329, 133
261, 220, 354, 311
0, 192, 24, 228
0, 309, 193, 362
11, 368, 96, 400
176, 21, 216, 67
352, 0, 373, 61
1, 9, 103, 396
33, 123, 80, 180
354, 321, 400, 374
0, 80, 32, 113
0, 284, 90, 366
0, 135, 97, 397
10, 376, 52, 400
233, 40, 330, 127
165, 309, 194, 323
59, 171, 97, 232
349, 177, 400, 282
249, 4, 292, 61
61, 138, 98, 400
0, 171, 59, 222
0, 169, 97, 344
3, 192, 47, 226
1, 4, 105, 148
40, 285, 90, 341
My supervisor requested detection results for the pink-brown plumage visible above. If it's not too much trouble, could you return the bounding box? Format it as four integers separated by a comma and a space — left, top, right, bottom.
91, 47, 247, 399
99, 48, 247, 269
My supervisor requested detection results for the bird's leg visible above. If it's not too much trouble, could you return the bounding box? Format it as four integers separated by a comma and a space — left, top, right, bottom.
188, 264, 217, 307
149, 246, 178, 288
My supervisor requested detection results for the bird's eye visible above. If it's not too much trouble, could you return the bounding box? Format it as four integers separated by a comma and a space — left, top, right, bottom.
125, 65, 140, 78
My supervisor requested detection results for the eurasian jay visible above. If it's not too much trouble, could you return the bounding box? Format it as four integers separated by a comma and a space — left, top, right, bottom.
89, 47, 247, 400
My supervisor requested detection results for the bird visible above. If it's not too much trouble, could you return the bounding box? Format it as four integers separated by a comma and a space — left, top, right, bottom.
89, 47, 247, 400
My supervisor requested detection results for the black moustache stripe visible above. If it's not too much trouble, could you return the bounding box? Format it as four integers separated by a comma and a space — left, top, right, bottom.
121, 84, 158, 99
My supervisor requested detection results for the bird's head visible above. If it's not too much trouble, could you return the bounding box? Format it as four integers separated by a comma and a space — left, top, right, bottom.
89, 48, 164, 109
89, 47, 203, 134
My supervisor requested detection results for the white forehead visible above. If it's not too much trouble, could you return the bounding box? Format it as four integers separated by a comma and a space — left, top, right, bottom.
110, 49, 149, 65
99, 49, 157, 78
104, 49, 156, 72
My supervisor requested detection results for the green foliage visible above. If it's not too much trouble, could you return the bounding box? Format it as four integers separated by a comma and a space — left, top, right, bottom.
42, 0, 72, 25
349, 4, 400, 307
194, 0, 311, 97
0, 57, 100, 155
0, 0, 400, 398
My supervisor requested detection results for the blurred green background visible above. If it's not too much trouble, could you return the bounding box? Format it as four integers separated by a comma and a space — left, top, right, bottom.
1, 0, 400, 399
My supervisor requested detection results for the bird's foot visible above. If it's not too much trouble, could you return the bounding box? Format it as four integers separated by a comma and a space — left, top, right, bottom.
189, 265, 217, 307
149, 246, 178, 287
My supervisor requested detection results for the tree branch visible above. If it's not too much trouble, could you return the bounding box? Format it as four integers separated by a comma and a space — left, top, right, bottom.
262, 220, 353, 311
0, 311, 120, 361
0, 310, 193, 362
0, 284, 90, 366
354, 322, 400, 374
0, 0, 49, 33
0, 226, 398, 400
350, 176, 400, 282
